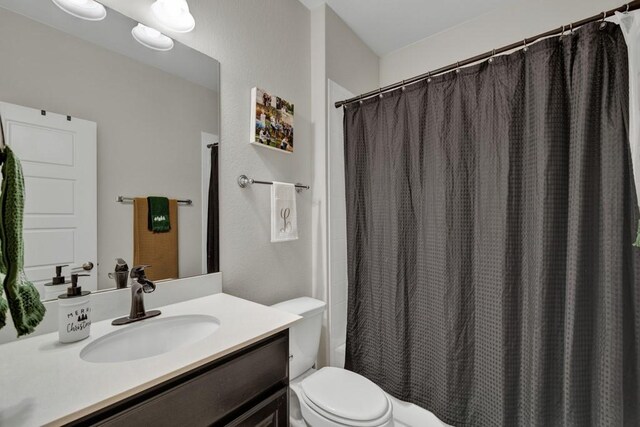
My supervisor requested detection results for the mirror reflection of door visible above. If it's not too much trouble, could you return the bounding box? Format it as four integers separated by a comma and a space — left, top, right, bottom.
0, 102, 97, 300
0, 1, 220, 300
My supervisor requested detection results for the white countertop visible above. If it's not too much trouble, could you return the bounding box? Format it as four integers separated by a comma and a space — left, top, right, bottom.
0, 293, 301, 426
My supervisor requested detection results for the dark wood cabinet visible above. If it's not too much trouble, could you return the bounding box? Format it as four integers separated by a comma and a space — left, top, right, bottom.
226, 388, 288, 427
68, 330, 289, 427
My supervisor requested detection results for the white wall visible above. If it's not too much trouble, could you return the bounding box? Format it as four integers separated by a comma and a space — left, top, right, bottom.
308, 3, 379, 366
325, 6, 380, 95
309, 5, 330, 367
380, 0, 622, 85
101, 0, 313, 305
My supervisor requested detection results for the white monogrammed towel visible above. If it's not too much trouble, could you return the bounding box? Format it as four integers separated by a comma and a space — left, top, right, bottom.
271, 182, 298, 242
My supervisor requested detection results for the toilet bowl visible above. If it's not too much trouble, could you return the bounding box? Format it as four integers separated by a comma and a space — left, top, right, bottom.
272, 298, 394, 427
292, 366, 394, 427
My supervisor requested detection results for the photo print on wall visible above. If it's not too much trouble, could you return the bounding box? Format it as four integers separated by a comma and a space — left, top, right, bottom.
251, 87, 294, 154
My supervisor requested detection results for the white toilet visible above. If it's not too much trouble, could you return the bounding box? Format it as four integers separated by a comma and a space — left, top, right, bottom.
272, 297, 394, 427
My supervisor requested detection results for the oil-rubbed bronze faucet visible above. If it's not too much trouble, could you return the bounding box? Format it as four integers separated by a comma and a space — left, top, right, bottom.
112, 265, 161, 326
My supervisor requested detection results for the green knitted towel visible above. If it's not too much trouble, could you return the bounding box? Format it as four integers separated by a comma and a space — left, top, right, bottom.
0, 146, 45, 336
0, 248, 6, 330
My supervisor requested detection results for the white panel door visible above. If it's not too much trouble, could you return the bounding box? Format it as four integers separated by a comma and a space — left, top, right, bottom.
0, 102, 97, 300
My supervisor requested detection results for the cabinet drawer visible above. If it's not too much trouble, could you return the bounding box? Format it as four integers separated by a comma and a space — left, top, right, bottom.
74, 331, 289, 426
227, 388, 288, 427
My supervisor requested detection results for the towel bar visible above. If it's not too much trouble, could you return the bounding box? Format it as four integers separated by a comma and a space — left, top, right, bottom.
116, 196, 193, 206
237, 175, 309, 193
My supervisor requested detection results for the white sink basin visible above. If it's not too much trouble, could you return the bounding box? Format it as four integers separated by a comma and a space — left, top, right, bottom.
80, 315, 220, 363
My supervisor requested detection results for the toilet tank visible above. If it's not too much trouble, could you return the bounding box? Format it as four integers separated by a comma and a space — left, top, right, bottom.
271, 297, 326, 380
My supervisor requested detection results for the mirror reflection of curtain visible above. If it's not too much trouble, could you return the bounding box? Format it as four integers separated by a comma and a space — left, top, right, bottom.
343, 22, 639, 426
207, 144, 219, 273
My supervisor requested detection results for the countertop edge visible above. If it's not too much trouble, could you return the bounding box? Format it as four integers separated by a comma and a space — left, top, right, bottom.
45, 319, 298, 427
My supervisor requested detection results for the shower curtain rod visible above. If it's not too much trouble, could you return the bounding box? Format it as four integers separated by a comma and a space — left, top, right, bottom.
334, 0, 640, 108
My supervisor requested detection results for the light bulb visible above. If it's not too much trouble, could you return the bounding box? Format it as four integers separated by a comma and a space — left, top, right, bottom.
51, 0, 107, 21
151, 0, 195, 33
132, 23, 174, 51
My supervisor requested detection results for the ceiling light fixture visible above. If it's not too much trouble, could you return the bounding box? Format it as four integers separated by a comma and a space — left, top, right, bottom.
51, 0, 107, 21
151, 0, 195, 33
132, 23, 174, 51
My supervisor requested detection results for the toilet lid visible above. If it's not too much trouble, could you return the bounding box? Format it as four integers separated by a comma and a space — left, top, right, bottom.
300, 367, 390, 423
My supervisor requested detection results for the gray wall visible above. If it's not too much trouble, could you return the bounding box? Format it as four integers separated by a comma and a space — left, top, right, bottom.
0, 8, 219, 290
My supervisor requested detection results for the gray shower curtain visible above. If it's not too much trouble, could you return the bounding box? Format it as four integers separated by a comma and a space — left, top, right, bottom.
343, 22, 639, 426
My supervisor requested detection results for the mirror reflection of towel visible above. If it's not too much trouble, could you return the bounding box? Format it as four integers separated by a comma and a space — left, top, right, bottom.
147, 196, 171, 232
133, 198, 178, 281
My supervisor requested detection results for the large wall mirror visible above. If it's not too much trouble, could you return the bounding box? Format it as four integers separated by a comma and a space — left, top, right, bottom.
0, 0, 220, 301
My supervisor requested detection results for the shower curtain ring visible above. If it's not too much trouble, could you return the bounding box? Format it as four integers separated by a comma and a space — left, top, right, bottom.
523, 39, 528, 52
489, 49, 496, 63
626, 3, 630, 13
401, 80, 406, 91
426, 72, 432, 83
455, 62, 460, 74
378, 88, 383, 99
569, 22, 574, 34
600, 11, 608, 29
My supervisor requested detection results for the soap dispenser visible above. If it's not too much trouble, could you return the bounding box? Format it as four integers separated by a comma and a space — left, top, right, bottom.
58, 273, 92, 343
49, 264, 69, 285
43, 265, 69, 300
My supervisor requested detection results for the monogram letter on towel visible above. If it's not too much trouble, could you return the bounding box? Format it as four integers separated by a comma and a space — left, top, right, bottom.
271, 182, 298, 242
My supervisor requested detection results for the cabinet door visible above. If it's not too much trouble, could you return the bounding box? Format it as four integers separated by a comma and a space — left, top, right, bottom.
75, 331, 289, 427
226, 388, 288, 427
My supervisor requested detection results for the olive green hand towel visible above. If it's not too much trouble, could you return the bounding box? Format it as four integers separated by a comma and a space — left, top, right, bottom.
0, 146, 45, 336
147, 196, 171, 233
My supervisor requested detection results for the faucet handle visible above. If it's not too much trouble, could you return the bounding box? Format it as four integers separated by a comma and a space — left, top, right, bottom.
130, 265, 156, 293
141, 279, 156, 294
130, 265, 151, 279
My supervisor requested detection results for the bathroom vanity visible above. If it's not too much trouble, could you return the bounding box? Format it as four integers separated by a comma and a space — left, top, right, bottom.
0, 1, 297, 425
0, 294, 300, 426
75, 331, 290, 426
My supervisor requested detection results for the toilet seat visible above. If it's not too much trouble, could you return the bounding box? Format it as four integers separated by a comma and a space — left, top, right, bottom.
298, 367, 393, 426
